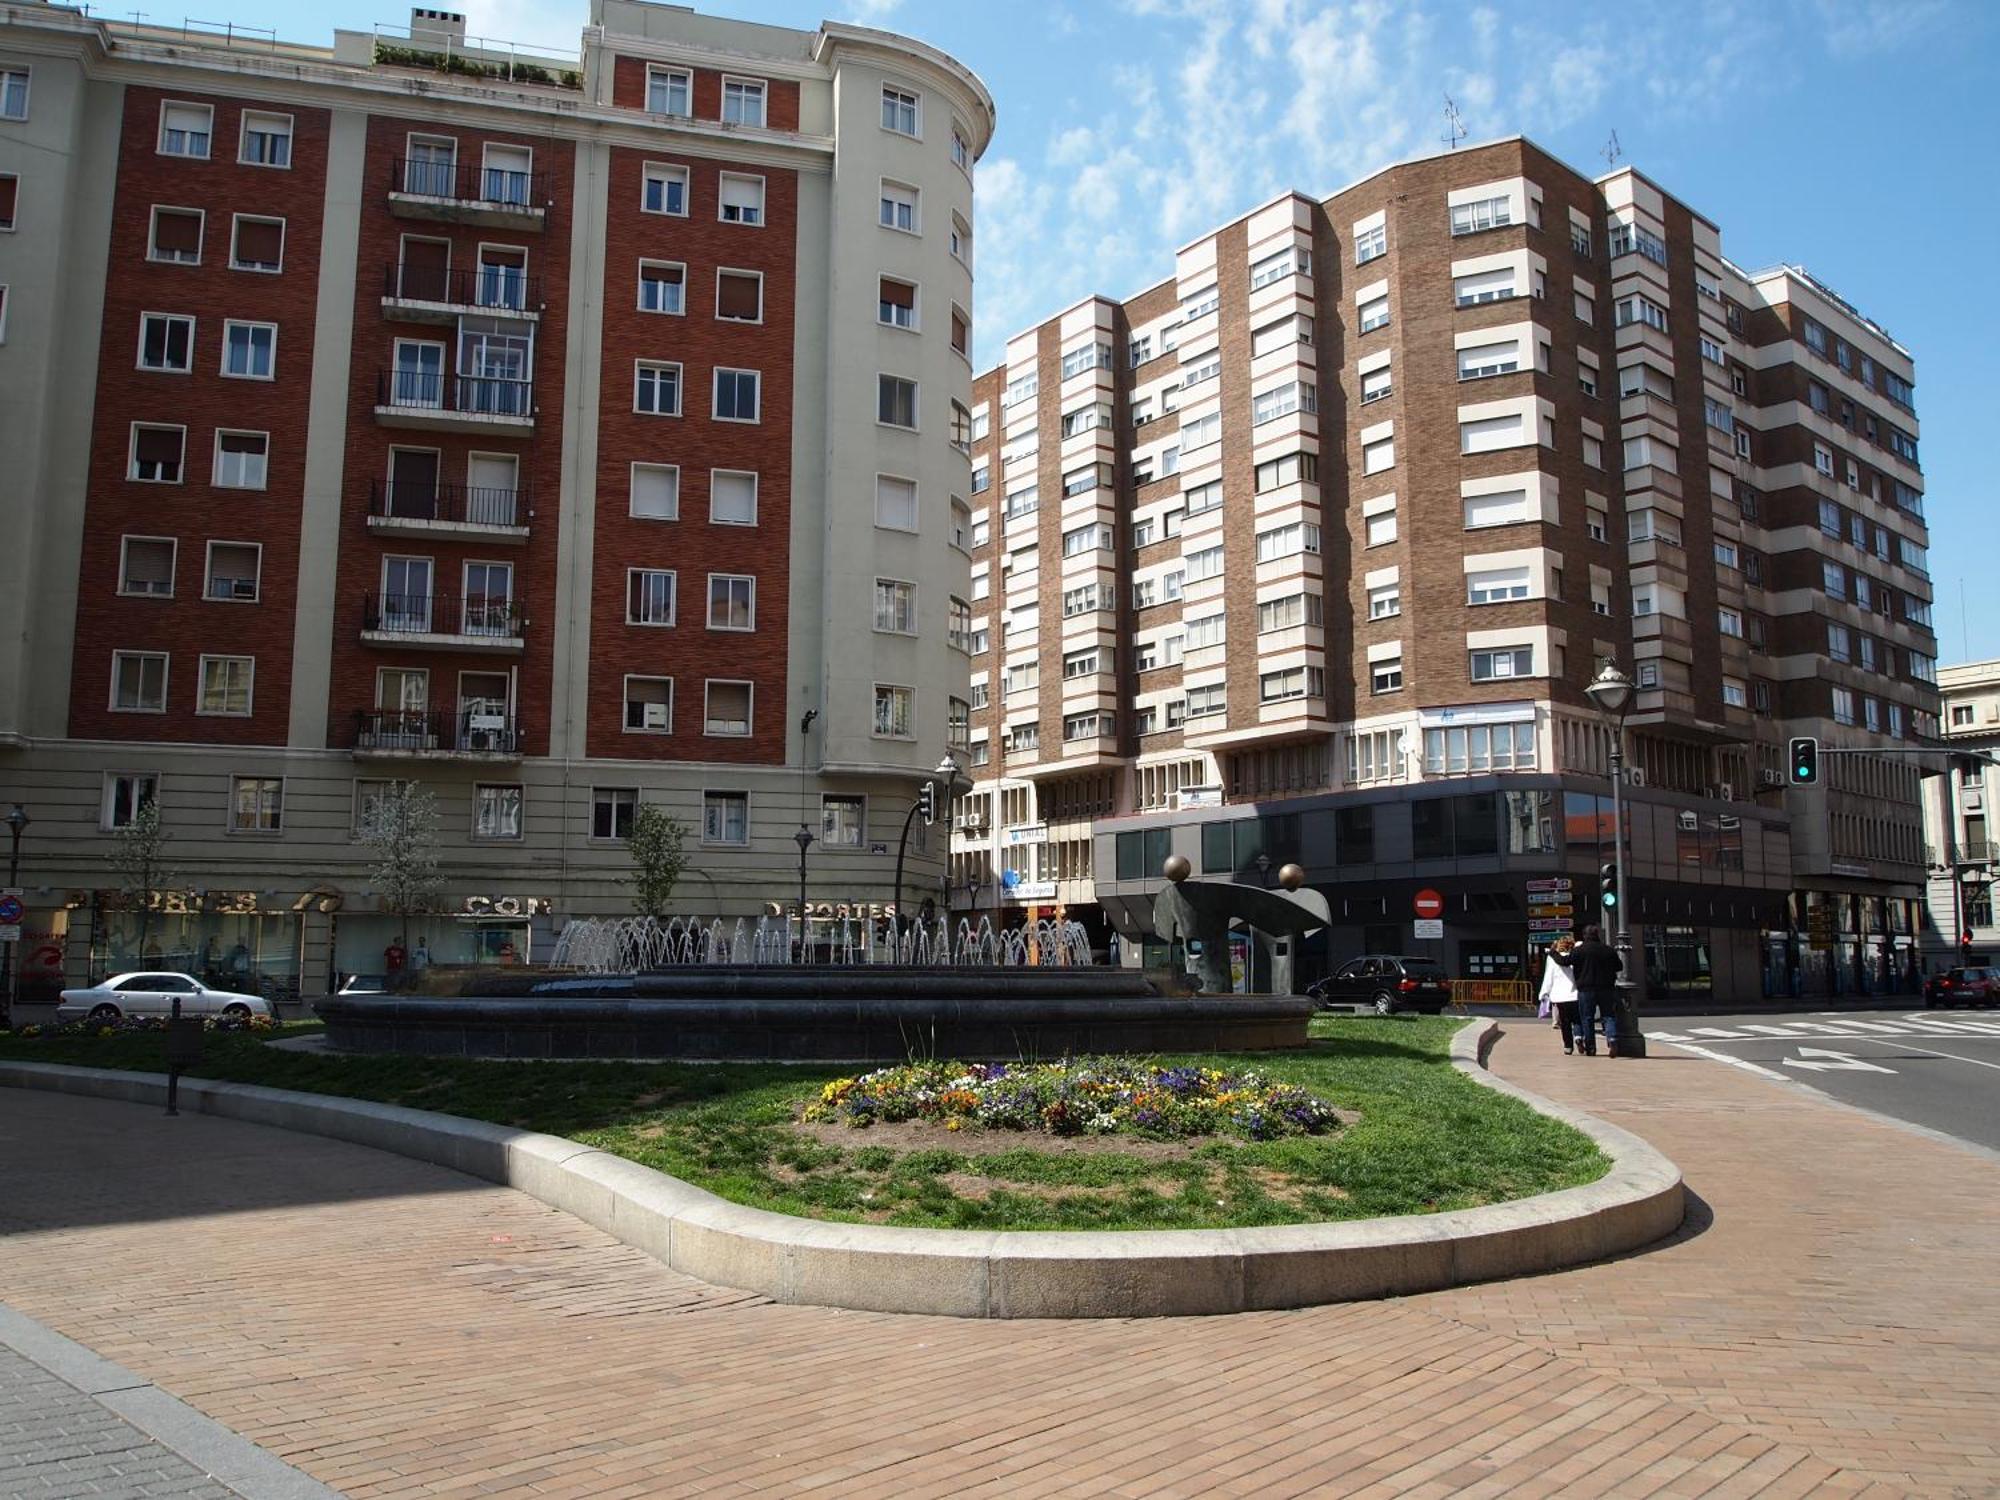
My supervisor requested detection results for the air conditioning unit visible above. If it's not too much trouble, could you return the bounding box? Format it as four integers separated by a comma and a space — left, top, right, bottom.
641, 701, 669, 729
231, 578, 258, 600
1758, 769, 1783, 788
1626, 767, 1646, 788
1718, 781, 1735, 802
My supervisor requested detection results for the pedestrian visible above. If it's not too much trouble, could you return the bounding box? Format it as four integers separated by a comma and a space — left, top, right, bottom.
1538, 936, 1581, 1055
1554, 924, 1622, 1056
385, 935, 407, 986
410, 936, 430, 974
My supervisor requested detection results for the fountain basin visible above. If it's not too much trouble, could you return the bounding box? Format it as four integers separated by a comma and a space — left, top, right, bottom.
315, 967, 1313, 1060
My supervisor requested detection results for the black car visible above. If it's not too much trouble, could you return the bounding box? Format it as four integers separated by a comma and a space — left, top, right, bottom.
1310, 956, 1454, 1015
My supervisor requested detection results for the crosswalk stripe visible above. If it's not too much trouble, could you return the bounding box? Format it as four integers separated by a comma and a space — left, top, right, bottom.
1649, 1020, 2000, 1045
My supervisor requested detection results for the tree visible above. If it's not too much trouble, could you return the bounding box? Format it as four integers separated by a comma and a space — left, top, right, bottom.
360, 783, 443, 940
626, 803, 689, 919
109, 799, 177, 962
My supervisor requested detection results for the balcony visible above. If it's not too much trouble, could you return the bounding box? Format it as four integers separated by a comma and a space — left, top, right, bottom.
375, 369, 534, 434
388, 157, 547, 230
382, 263, 542, 323
367, 480, 531, 544
353, 705, 524, 760
361, 591, 523, 653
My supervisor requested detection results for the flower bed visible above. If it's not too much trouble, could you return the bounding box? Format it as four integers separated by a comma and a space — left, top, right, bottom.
803, 1058, 1341, 1141
8, 1013, 277, 1040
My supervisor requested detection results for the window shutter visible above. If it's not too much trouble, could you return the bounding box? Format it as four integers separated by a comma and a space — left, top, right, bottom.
154, 209, 202, 254
879, 277, 914, 311
235, 218, 283, 267
0, 177, 16, 228
717, 272, 761, 320
126, 540, 174, 586
135, 427, 182, 466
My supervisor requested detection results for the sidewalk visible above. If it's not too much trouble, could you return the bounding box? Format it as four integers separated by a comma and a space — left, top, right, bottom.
0, 1029, 1994, 1498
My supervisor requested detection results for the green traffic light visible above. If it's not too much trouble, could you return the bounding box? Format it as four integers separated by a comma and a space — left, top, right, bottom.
1601, 891, 1617, 909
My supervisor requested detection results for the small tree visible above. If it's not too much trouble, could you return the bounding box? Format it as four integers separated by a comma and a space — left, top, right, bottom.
110, 799, 177, 964
360, 783, 443, 944
626, 804, 689, 919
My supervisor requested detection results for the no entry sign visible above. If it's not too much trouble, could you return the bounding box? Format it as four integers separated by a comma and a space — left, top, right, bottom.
1413, 888, 1444, 920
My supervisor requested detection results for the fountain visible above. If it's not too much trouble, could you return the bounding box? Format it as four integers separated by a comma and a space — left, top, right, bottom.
316, 906, 1312, 1061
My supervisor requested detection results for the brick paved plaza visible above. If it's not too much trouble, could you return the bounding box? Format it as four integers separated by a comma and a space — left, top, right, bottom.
2, 1029, 1996, 1498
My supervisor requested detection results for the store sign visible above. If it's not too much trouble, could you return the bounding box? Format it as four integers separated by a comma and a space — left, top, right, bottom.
762, 900, 900, 920
1009, 881, 1057, 901
1413, 918, 1444, 939
1004, 823, 1049, 846
457, 896, 553, 917
1180, 787, 1222, 809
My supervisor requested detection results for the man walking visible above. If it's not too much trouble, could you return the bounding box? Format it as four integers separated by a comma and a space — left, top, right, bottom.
1555, 924, 1622, 1056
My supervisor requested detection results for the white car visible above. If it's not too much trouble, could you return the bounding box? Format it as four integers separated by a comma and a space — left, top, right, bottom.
57, 972, 273, 1025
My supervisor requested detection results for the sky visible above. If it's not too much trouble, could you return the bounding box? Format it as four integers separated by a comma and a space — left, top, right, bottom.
134, 0, 1998, 660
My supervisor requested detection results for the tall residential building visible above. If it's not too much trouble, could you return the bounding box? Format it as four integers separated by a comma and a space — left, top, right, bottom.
1921, 660, 2000, 966
0, 0, 992, 995
952, 138, 1937, 1001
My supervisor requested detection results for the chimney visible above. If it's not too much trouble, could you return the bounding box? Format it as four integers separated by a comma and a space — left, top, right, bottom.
408, 7, 467, 51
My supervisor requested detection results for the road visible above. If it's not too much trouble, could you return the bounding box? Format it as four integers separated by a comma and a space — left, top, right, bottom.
1640, 1008, 2000, 1152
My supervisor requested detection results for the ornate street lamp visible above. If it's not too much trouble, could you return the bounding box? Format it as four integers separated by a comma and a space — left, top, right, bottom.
2, 804, 28, 1023
1584, 662, 1646, 1056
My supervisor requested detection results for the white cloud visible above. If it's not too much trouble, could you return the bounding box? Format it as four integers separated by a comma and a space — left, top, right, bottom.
842, 0, 905, 24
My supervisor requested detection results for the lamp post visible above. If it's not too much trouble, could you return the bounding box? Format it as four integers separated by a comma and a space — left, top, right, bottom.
2, 804, 27, 1024
1583, 662, 1646, 1057
937, 751, 963, 926
795, 709, 817, 961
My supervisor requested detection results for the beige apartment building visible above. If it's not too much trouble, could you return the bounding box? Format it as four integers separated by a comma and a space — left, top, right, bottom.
0, 0, 992, 998
952, 138, 1938, 1003
1922, 659, 2000, 966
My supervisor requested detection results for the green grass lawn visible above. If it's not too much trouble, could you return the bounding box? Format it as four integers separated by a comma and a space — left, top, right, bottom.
0, 1015, 1606, 1232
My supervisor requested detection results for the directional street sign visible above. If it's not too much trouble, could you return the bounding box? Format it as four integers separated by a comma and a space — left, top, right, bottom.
1527, 903, 1574, 918
1527, 916, 1574, 933
1525, 878, 1573, 893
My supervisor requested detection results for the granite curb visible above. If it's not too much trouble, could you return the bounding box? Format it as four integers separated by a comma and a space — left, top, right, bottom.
0, 1022, 1684, 1318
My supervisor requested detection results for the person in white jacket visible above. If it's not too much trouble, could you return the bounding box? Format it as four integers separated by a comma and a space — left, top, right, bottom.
1537, 937, 1581, 1054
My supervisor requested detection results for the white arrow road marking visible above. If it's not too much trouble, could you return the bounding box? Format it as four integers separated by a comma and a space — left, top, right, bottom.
1781, 1047, 1897, 1074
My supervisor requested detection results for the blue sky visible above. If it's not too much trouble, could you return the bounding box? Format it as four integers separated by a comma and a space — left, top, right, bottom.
162, 0, 1998, 660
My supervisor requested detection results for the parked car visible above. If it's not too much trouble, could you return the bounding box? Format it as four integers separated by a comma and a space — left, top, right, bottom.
335, 973, 388, 997
57, 972, 273, 1025
1932, 966, 2000, 1008
1309, 956, 1454, 1015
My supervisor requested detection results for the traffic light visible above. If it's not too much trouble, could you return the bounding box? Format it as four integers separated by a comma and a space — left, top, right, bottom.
1599, 862, 1619, 912
918, 779, 938, 826
1789, 736, 1819, 786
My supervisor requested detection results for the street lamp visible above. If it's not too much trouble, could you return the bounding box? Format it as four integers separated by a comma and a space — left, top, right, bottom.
3, 804, 29, 1023
1583, 662, 1646, 1057
936, 752, 964, 924
795, 710, 817, 960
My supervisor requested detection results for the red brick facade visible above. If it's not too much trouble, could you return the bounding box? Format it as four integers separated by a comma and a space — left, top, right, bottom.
609, 56, 801, 132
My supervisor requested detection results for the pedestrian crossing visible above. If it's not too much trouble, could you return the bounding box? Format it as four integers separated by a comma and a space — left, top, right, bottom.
1650, 1014, 2000, 1043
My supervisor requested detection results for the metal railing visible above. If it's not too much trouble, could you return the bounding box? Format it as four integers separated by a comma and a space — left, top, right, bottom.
354, 705, 522, 755
368, 479, 524, 529
390, 156, 548, 209
361, 591, 520, 639
383, 262, 542, 312
376, 369, 534, 419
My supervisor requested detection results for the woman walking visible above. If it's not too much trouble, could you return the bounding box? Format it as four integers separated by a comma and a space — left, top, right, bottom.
1538, 936, 1581, 1055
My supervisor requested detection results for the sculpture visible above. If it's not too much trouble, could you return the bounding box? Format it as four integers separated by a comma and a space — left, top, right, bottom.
1149, 859, 1331, 996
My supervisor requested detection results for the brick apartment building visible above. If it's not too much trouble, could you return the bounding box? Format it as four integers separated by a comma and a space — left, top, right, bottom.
951, 140, 1939, 1002
0, 0, 993, 995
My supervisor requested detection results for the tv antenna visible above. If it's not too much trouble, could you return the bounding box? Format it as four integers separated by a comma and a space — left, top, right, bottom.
1601, 129, 1623, 169
1441, 94, 1467, 151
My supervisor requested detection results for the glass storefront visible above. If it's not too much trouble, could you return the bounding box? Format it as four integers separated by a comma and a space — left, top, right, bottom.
331, 913, 532, 985
89, 906, 301, 999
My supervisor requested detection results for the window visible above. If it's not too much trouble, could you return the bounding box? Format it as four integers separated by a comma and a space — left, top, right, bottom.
948, 595, 972, 651
1258, 592, 1324, 632
158, 101, 212, 159
809, 792, 865, 852
875, 81, 923, 136
705, 681, 754, 737
1005, 484, 1039, 519
205, 542, 260, 602
129, 425, 185, 483
1185, 545, 1225, 583
1460, 414, 1525, 454
111, 652, 168, 711
1063, 583, 1110, 616
1367, 581, 1400, 620
1358, 294, 1389, 333
1184, 685, 1225, 720
630, 463, 679, 520
1362, 435, 1395, 474
714, 268, 763, 323
1255, 522, 1320, 562
1062, 646, 1099, 680
638, 260, 685, 314
1587, 506, 1607, 542
1064, 463, 1109, 497
1467, 565, 1531, 604
722, 76, 766, 126
1180, 410, 1220, 450
1718, 607, 1744, 638
1360, 366, 1393, 404
475, 783, 524, 839
1421, 722, 1538, 776
1353, 222, 1386, 264
627, 568, 676, 626
879, 179, 919, 233
1831, 687, 1856, 726
878, 374, 917, 428
877, 275, 918, 330
642, 162, 688, 215
138, 313, 195, 373
103, 772, 159, 830
225, 775, 283, 833
874, 578, 916, 633
1062, 522, 1113, 557
949, 213, 971, 265
875, 474, 917, 531
713, 367, 761, 422
718, 173, 764, 225
0, 68, 28, 120
119, 537, 175, 597
950, 400, 973, 452
702, 790, 749, 845
1583, 435, 1604, 468
586, 787, 637, 842
647, 66, 691, 115
1450, 195, 1512, 235
221, 321, 275, 379
1469, 647, 1532, 681
1801, 316, 1828, 355
707, 573, 755, 631
148, 206, 203, 264
1253, 381, 1316, 424
624, 676, 673, 732
228, 215, 284, 274
1365, 505, 1397, 548
1371, 654, 1403, 694
1249, 246, 1308, 287
1615, 294, 1669, 332
1814, 441, 1834, 476
635, 361, 681, 415
1463, 488, 1530, 529
871, 684, 914, 739
710, 469, 758, 525
1823, 560, 1845, 598
1453, 268, 1516, 306
1457, 340, 1521, 381
239, 111, 291, 167
950, 121, 971, 171
1827, 623, 1853, 663
1570, 224, 1591, 257
197, 655, 253, 716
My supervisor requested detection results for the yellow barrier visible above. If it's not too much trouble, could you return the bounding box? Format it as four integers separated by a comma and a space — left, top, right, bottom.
1449, 979, 1535, 1013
